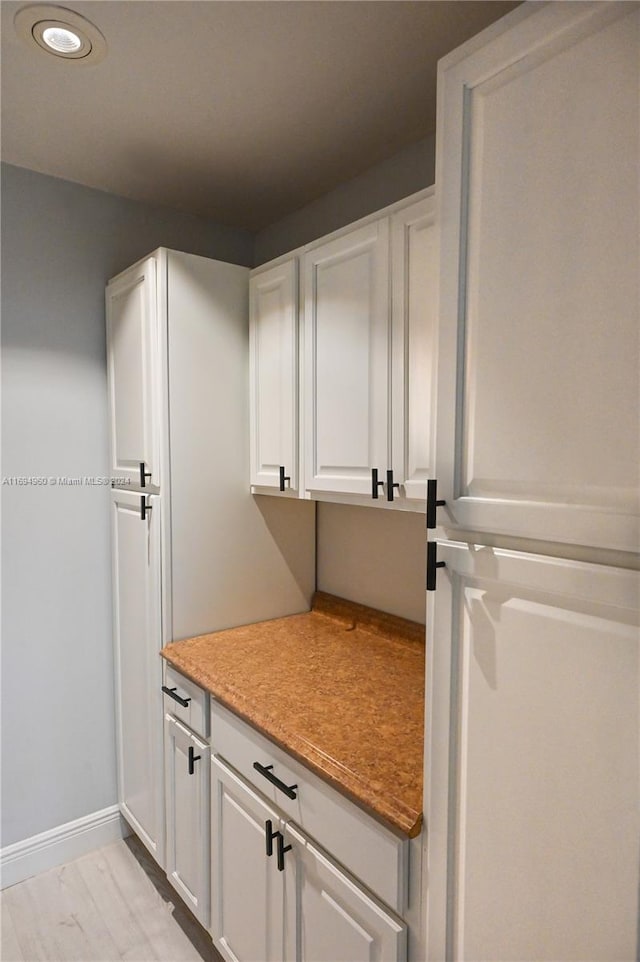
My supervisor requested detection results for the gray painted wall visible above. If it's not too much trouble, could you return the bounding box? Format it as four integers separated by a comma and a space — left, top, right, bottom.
253, 133, 435, 265
0, 163, 253, 848
317, 504, 426, 625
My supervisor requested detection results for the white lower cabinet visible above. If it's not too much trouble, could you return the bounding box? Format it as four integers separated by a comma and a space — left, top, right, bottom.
283, 824, 406, 962
211, 756, 285, 962
211, 755, 407, 962
164, 714, 210, 927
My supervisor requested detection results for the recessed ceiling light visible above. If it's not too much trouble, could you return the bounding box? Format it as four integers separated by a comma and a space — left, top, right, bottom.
41, 25, 83, 54
14, 5, 107, 64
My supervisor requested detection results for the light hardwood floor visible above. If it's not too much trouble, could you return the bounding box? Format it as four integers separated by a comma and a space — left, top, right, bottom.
1, 836, 223, 962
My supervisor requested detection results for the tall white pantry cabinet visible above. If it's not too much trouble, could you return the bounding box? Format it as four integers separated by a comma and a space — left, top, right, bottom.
106, 249, 315, 870
425, 4, 640, 962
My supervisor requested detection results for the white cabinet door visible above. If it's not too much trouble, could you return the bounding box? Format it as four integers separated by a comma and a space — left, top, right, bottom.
164, 716, 210, 926
250, 259, 300, 494
435, 3, 639, 549
304, 220, 390, 497
106, 256, 160, 490
283, 825, 406, 962
211, 756, 284, 962
391, 193, 438, 504
111, 488, 163, 866
425, 542, 640, 962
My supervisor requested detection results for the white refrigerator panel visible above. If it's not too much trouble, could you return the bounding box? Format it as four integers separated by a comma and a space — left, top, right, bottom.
425, 541, 639, 962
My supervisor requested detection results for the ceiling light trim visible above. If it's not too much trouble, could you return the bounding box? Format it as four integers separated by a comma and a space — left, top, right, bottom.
14, 5, 107, 64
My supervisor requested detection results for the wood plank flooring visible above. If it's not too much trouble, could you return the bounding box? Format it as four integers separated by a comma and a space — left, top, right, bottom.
1, 836, 223, 962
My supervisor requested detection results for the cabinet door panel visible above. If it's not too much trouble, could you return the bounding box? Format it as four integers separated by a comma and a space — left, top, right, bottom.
211, 756, 284, 962
111, 489, 163, 866
391, 194, 438, 503
284, 829, 406, 962
106, 256, 160, 489
425, 542, 640, 961
250, 260, 299, 492
435, 4, 639, 549
304, 221, 390, 496
165, 716, 210, 926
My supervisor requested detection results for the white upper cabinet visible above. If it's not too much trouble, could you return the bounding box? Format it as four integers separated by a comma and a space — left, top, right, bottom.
304, 219, 391, 498
425, 541, 640, 962
250, 258, 300, 494
434, 2, 639, 549
391, 192, 438, 503
106, 256, 160, 490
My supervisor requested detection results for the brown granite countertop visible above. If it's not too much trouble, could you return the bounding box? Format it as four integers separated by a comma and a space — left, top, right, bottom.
161, 591, 425, 838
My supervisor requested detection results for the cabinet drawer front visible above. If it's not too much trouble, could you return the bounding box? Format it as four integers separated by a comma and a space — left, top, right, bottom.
163, 664, 209, 738
210, 700, 408, 914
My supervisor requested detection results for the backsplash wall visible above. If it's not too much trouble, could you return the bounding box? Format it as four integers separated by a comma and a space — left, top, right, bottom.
316, 503, 426, 625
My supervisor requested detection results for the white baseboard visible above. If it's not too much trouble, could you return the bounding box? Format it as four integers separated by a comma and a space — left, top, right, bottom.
0, 804, 132, 890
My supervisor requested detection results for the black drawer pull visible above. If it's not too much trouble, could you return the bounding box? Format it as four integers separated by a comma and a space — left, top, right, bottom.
265, 819, 279, 857
386, 469, 400, 502
279, 466, 290, 492
162, 685, 191, 708
188, 745, 201, 775
253, 762, 298, 800
140, 496, 152, 521
426, 541, 446, 592
426, 479, 446, 529
139, 462, 152, 488
276, 832, 291, 872
371, 468, 384, 499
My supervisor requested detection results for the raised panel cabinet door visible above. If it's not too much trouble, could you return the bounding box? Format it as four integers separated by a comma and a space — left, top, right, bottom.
250, 259, 299, 493
164, 716, 210, 927
304, 220, 390, 497
390, 193, 438, 504
435, 3, 639, 549
425, 542, 640, 962
106, 255, 160, 490
282, 825, 406, 962
211, 756, 284, 962
111, 488, 164, 867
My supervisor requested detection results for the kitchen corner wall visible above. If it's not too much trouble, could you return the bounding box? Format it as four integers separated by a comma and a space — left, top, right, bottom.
253, 134, 435, 265
0, 162, 253, 849
254, 135, 435, 626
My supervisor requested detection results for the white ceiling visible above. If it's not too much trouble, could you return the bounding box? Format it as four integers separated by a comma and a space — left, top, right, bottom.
1, 1, 519, 231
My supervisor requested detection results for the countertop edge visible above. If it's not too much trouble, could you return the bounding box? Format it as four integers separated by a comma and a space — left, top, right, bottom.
162, 646, 423, 839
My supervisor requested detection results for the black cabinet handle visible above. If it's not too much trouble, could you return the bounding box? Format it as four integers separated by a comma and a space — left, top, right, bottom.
253, 762, 298, 800
162, 685, 191, 708
140, 496, 152, 521
188, 745, 201, 775
139, 462, 152, 488
279, 466, 290, 492
426, 541, 446, 591
276, 832, 292, 872
265, 819, 279, 858
371, 468, 384, 499
386, 469, 400, 502
426, 479, 446, 529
